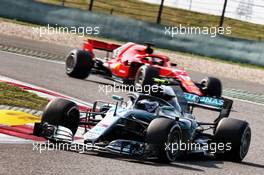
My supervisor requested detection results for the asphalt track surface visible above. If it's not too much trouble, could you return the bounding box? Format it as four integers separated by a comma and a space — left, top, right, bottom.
0, 51, 264, 174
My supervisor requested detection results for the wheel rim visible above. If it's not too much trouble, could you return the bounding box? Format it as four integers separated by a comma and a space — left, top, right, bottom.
200, 79, 208, 90
240, 127, 251, 159
165, 128, 180, 161
66, 54, 75, 72
135, 70, 144, 88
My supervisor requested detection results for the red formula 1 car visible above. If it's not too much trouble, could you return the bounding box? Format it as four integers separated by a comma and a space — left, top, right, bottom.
65, 39, 222, 97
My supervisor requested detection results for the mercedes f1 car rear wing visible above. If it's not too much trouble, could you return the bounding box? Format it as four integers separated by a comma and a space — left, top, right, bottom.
183, 92, 233, 123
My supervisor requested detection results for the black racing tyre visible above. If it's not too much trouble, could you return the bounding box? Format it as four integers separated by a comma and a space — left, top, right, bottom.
214, 118, 251, 162
65, 49, 94, 79
41, 98, 80, 135
200, 77, 222, 97
134, 65, 159, 92
145, 118, 182, 163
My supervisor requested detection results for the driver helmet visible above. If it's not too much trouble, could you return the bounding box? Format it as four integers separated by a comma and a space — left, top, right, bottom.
137, 99, 159, 113
151, 85, 176, 101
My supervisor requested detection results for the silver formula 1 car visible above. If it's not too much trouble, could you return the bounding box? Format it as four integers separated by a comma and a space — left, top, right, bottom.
33, 79, 251, 163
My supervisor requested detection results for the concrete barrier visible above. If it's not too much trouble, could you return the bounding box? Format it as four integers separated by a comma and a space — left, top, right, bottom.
0, 0, 263, 66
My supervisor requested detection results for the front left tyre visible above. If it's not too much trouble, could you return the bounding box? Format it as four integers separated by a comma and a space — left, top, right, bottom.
145, 118, 182, 163
66, 49, 94, 79
41, 98, 80, 135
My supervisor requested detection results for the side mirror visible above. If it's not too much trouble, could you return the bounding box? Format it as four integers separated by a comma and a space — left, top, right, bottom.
112, 95, 124, 101
112, 95, 124, 116
124, 60, 131, 66
159, 106, 175, 111
143, 57, 149, 62
171, 63, 177, 67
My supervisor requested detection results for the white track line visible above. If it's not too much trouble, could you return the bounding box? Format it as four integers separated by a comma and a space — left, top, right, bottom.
0, 134, 34, 144
223, 96, 264, 106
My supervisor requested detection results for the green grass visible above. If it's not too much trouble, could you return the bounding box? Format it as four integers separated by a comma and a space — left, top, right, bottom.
37, 0, 264, 41
0, 82, 49, 110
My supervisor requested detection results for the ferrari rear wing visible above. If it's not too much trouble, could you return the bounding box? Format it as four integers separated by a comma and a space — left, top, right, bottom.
183, 92, 233, 122
83, 39, 121, 52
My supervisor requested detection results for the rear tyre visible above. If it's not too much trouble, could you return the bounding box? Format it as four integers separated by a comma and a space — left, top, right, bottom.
214, 118, 251, 162
41, 98, 80, 135
134, 65, 159, 93
145, 118, 182, 163
200, 77, 222, 97
65, 49, 94, 79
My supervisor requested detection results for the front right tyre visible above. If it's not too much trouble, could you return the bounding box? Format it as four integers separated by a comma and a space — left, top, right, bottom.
134, 65, 159, 93
200, 77, 222, 97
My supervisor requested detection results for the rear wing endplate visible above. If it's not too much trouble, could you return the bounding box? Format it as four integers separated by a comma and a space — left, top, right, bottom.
183, 92, 233, 120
